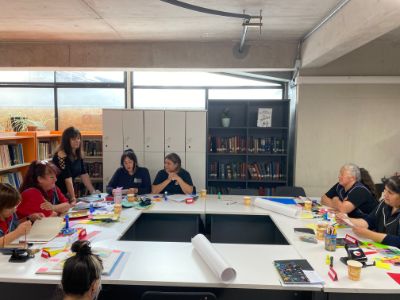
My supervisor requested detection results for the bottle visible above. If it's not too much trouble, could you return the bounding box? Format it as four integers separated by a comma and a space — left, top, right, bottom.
217, 192, 221, 200
164, 191, 168, 201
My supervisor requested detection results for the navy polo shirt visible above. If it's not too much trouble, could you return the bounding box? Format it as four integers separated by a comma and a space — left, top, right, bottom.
153, 168, 194, 194
325, 182, 377, 218
364, 200, 400, 248
106, 166, 151, 195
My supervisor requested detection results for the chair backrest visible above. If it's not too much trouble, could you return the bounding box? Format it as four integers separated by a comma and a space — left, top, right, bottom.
141, 291, 217, 300
229, 188, 258, 195
273, 186, 306, 197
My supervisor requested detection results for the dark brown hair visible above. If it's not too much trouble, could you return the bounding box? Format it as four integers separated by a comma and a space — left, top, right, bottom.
62, 240, 103, 296
165, 153, 181, 171
384, 176, 400, 194
120, 149, 138, 167
19, 160, 58, 200
56, 126, 83, 159
360, 168, 377, 200
0, 183, 21, 211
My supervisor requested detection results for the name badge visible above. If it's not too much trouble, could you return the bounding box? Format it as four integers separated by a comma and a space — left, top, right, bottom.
134, 178, 142, 184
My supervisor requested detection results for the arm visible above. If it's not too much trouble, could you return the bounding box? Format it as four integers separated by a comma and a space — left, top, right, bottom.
321, 195, 336, 207
331, 197, 356, 213
352, 227, 387, 244
80, 173, 95, 194
0, 221, 31, 245
152, 178, 171, 194
171, 171, 194, 194
321, 183, 340, 208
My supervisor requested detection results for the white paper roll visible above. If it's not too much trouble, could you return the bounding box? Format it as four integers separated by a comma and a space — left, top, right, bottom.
254, 197, 301, 218
191, 234, 236, 282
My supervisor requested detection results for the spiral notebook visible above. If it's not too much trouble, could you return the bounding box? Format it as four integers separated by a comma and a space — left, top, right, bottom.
274, 259, 324, 285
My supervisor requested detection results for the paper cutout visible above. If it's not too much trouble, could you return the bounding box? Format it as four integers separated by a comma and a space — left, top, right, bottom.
387, 272, 400, 285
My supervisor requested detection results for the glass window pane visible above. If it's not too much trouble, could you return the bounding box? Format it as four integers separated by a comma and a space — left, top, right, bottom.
0, 71, 54, 83
133, 71, 280, 87
58, 88, 125, 131
133, 89, 205, 110
56, 71, 124, 83
208, 89, 283, 100
0, 88, 54, 131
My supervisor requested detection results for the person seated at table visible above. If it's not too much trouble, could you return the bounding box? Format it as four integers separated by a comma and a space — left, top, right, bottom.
321, 163, 377, 218
17, 160, 71, 219
152, 153, 194, 195
0, 183, 32, 245
53, 126, 97, 204
337, 176, 400, 248
106, 149, 151, 195
62, 240, 103, 300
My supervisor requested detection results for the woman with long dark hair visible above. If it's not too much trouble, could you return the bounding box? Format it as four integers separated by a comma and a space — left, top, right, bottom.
106, 149, 151, 195
17, 160, 71, 218
52, 127, 96, 203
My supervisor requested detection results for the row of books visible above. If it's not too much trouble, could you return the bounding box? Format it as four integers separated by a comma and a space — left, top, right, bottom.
0, 144, 24, 169
83, 140, 102, 156
0, 171, 23, 189
38, 141, 58, 161
209, 162, 247, 180
248, 137, 286, 154
248, 161, 285, 180
84, 162, 103, 178
208, 136, 286, 154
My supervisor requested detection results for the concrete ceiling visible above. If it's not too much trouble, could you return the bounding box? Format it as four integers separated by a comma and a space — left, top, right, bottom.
0, 0, 343, 42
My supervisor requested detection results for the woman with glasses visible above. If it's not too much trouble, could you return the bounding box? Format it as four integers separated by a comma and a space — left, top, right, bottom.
53, 127, 96, 204
17, 160, 71, 219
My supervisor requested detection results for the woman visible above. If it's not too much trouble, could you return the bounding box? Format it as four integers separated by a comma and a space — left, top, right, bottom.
106, 149, 151, 195
62, 240, 103, 300
17, 160, 71, 218
337, 176, 400, 248
321, 163, 377, 218
53, 127, 96, 203
0, 183, 32, 245
152, 153, 194, 195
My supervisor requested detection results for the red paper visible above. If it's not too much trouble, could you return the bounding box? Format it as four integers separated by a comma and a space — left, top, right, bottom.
387, 272, 400, 285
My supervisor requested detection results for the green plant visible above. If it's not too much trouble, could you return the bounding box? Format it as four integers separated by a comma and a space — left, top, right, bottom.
6, 113, 50, 132
221, 108, 230, 119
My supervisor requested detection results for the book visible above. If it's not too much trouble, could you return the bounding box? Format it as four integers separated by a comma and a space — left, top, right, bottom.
23, 217, 64, 243
257, 108, 272, 127
274, 259, 324, 284
36, 247, 125, 276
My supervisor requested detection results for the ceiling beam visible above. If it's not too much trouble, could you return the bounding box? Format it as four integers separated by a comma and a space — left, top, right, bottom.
301, 0, 400, 68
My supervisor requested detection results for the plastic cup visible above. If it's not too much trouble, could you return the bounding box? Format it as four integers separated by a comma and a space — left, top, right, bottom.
315, 222, 328, 240
304, 199, 312, 211
347, 260, 362, 281
243, 196, 252, 206
127, 194, 136, 202
200, 189, 207, 198
324, 234, 337, 251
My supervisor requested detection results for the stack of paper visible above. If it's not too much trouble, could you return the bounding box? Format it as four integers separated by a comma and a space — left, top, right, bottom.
23, 217, 64, 243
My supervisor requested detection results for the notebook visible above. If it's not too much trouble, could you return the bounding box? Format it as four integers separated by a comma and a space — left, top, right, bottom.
23, 217, 64, 243
36, 248, 124, 276
274, 259, 323, 284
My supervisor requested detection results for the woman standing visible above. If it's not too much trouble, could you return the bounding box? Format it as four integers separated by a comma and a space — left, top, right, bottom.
152, 153, 194, 195
106, 149, 151, 195
17, 160, 71, 218
53, 127, 96, 203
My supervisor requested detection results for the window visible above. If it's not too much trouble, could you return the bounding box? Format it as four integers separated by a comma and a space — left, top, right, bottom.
208, 88, 283, 100
134, 89, 205, 110
0, 88, 55, 130
0, 71, 54, 83
57, 88, 125, 130
56, 71, 124, 83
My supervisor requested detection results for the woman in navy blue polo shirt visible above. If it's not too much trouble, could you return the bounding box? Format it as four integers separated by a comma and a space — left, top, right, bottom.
337, 176, 400, 248
152, 153, 194, 195
106, 149, 151, 195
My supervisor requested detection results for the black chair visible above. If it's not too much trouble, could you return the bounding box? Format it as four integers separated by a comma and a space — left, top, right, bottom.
273, 186, 306, 197
141, 291, 217, 300
229, 188, 258, 195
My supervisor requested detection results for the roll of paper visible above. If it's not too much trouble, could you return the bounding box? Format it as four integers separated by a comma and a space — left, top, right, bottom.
254, 197, 301, 218
191, 234, 236, 282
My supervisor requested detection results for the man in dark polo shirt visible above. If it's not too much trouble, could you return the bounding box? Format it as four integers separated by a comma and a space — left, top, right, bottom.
321, 163, 377, 218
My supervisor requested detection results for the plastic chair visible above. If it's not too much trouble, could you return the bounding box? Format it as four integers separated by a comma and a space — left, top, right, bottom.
273, 186, 306, 197
141, 291, 217, 300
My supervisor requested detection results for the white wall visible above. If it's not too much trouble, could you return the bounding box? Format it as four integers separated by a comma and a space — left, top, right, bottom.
295, 83, 400, 196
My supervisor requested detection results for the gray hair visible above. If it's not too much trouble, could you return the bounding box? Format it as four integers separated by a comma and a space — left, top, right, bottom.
341, 163, 361, 181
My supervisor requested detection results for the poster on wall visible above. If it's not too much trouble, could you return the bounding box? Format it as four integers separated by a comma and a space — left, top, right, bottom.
257, 108, 272, 127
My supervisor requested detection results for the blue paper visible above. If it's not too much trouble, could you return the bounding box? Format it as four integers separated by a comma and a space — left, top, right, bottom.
263, 197, 297, 205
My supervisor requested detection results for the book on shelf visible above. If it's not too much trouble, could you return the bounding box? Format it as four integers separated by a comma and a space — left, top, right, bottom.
257, 108, 272, 128
248, 137, 285, 154
84, 140, 102, 156
208, 136, 246, 153
84, 162, 103, 178
38, 140, 58, 160
247, 161, 285, 181
0, 171, 23, 189
209, 162, 247, 180
0, 144, 24, 168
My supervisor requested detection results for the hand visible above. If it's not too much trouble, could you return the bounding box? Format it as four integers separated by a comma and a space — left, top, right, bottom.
167, 172, 176, 182
335, 213, 348, 225
352, 226, 371, 238
16, 221, 32, 235
70, 198, 77, 206
169, 173, 181, 183
128, 188, 138, 194
28, 213, 45, 221
91, 189, 101, 195
40, 201, 54, 211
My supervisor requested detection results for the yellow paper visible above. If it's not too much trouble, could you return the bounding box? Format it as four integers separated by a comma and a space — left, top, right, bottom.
375, 259, 391, 270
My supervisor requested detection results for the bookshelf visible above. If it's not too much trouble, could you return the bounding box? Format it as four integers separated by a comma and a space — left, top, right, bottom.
75, 131, 103, 196
0, 132, 36, 189
207, 100, 290, 196
36, 131, 62, 160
